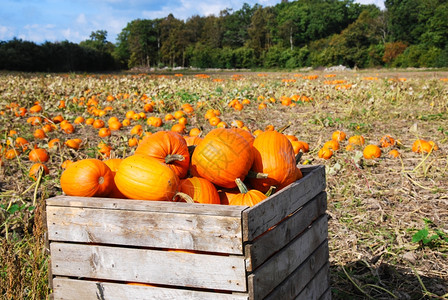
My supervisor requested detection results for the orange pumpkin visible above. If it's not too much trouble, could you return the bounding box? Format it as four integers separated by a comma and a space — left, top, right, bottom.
332, 131, 346, 142
60, 159, 114, 197
363, 144, 382, 159
135, 131, 190, 179
229, 178, 267, 207
114, 154, 179, 201
178, 177, 220, 204
29, 148, 49, 163
104, 158, 126, 199
249, 131, 297, 193
379, 135, 396, 148
412, 139, 433, 153
29, 163, 49, 180
318, 147, 333, 159
190, 128, 253, 189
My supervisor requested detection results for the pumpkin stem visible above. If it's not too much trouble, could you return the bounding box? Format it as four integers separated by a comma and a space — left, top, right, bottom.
235, 178, 249, 194
165, 154, 185, 164
247, 170, 268, 179
295, 151, 303, 164
175, 192, 195, 204
265, 186, 276, 197
277, 122, 292, 133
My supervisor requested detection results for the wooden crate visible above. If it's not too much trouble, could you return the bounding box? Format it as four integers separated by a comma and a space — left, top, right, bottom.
46, 165, 329, 300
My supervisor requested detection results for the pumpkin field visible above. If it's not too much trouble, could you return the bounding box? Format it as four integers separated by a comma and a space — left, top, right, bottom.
0, 70, 447, 299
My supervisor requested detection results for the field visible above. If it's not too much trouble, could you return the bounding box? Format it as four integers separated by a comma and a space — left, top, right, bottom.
0, 69, 447, 299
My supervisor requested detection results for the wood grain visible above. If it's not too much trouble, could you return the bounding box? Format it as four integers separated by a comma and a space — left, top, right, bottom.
50, 243, 247, 292
242, 165, 326, 241
247, 215, 328, 299
52, 278, 250, 300
47, 206, 243, 254
245, 192, 327, 271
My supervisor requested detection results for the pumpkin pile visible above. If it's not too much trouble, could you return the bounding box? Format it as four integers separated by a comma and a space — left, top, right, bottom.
59, 128, 303, 207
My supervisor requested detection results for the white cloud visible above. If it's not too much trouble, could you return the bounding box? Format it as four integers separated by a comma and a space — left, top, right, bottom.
0, 25, 15, 40
76, 13, 87, 25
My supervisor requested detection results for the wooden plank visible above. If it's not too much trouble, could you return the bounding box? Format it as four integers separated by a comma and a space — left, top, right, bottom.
263, 241, 329, 300
243, 165, 326, 241
46, 195, 247, 217
52, 278, 249, 300
318, 288, 332, 300
50, 243, 247, 292
47, 206, 243, 254
295, 262, 330, 300
245, 192, 327, 271
247, 215, 328, 299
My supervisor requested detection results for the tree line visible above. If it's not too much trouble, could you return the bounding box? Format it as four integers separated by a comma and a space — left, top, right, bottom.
1, 0, 447, 72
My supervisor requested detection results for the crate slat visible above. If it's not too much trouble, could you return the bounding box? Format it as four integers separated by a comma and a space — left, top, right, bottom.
245, 191, 327, 271
47, 165, 329, 298
46, 195, 246, 217
247, 215, 328, 299
295, 262, 330, 300
264, 240, 329, 300
52, 278, 250, 300
243, 165, 326, 241
318, 288, 332, 300
50, 243, 247, 292
47, 206, 243, 253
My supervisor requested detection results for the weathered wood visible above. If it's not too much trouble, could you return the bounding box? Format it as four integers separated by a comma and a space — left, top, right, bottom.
263, 240, 329, 300
50, 243, 247, 292
295, 262, 330, 300
242, 165, 326, 241
47, 206, 243, 254
245, 192, 327, 271
46, 195, 247, 217
247, 215, 328, 299
318, 288, 332, 300
52, 278, 250, 300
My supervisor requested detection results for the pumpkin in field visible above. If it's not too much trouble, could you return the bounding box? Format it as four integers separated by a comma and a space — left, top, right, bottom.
411, 139, 434, 153
379, 134, 396, 148
190, 128, 253, 189
29, 163, 49, 180
363, 144, 382, 159
229, 178, 267, 207
114, 154, 180, 201
60, 159, 114, 197
136, 131, 190, 179
28, 148, 49, 163
178, 177, 220, 204
249, 130, 297, 193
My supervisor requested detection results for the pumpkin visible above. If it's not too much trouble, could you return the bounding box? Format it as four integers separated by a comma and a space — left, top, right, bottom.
135, 131, 190, 179
29, 163, 49, 180
178, 177, 220, 204
229, 178, 267, 207
323, 140, 340, 151
114, 154, 179, 201
379, 135, 396, 148
60, 159, 114, 197
229, 127, 255, 146
318, 147, 333, 159
104, 158, 126, 198
332, 131, 346, 142
388, 149, 400, 158
412, 139, 433, 153
249, 130, 297, 193
29, 148, 49, 163
190, 128, 253, 189
363, 144, 382, 159
348, 135, 365, 146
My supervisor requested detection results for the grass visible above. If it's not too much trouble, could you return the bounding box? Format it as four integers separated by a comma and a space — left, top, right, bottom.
1, 69, 447, 299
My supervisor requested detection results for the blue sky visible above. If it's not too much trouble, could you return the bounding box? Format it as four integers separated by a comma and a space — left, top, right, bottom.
0, 0, 385, 44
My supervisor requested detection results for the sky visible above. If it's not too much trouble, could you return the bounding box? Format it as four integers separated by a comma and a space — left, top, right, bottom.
0, 0, 385, 44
